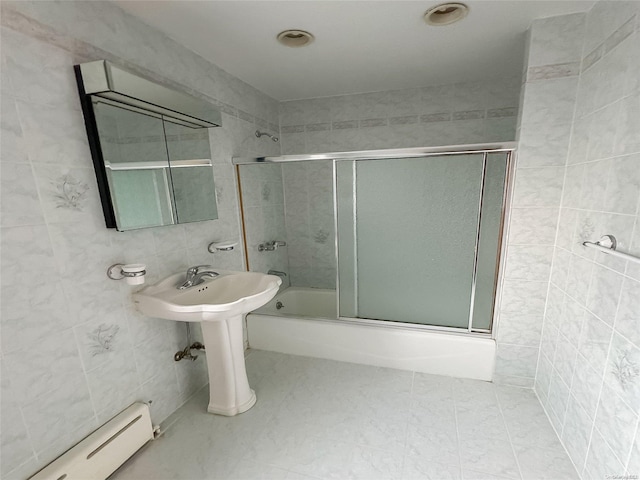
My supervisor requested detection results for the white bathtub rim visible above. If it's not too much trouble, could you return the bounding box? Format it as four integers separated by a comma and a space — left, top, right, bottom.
247, 313, 496, 381
254, 287, 491, 339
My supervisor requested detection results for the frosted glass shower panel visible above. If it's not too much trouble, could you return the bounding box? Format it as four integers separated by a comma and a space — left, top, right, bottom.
352, 155, 484, 328
336, 161, 357, 317
471, 153, 508, 330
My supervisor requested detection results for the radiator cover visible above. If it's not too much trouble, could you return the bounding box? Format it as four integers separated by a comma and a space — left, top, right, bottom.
29, 402, 154, 480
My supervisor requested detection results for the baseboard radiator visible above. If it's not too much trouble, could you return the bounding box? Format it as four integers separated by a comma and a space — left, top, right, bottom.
29, 402, 154, 480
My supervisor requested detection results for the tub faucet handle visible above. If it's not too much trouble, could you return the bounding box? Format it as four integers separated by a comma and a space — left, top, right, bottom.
258, 241, 287, 252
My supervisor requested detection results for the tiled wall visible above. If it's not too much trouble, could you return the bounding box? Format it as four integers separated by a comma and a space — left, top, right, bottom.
282, 161, 335, 289
239, 161, 335, 290
278, 77, 521, 154
0, 2, 280, 478
493, 12, 587, 388
276, 79, 521, 288
531, 3, 640, 478
238, 163, 290, 283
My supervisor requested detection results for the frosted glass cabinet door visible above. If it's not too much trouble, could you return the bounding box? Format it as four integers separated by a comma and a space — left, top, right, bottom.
352, 155, 484, 328
472, 153, 508, 330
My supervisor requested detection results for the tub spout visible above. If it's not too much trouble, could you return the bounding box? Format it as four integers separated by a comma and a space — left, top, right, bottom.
267, 270, 287, 278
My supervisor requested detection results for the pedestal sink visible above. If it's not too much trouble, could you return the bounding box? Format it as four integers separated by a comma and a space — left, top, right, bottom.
132, 269, 281, 416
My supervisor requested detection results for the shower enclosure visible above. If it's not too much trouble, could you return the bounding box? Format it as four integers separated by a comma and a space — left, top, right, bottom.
236, 145, 513, 338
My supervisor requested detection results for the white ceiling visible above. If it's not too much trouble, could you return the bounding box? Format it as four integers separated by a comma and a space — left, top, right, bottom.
115, 1, 594, 101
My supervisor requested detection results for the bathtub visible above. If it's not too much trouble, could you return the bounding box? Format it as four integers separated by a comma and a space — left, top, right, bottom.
253, 286, 337, 319
247, 287, 496, 381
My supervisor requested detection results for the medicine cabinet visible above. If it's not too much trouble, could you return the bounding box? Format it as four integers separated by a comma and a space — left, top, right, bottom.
75, 60, 222, 231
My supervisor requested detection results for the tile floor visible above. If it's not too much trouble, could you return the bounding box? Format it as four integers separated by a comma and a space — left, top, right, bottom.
113, 350, 578, 480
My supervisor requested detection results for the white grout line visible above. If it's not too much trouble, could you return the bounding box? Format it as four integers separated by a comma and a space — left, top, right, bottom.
548, 275, 640, 353
70, 327, 100, 431
580, 250, 629, 477
451, 380, 466, 480
494, 388, 524, 480
399, 370, 415, 480
555, 329, 582, 441
532, 387, 585, 479
527, 43, 583, 396
623, 415, 640, 472
4, 455, 37, 480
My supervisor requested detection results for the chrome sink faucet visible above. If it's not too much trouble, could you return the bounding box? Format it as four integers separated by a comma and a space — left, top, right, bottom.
179, 265, 219, 290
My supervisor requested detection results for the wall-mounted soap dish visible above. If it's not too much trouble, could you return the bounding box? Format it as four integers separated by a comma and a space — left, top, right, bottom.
208, 241, 238, 253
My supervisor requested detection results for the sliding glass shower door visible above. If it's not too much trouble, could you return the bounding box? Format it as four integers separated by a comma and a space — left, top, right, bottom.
336, 152, 508, 332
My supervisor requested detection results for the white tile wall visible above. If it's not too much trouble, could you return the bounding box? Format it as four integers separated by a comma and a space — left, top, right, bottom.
238, 163, 290, 281
3, 1, 638, 479
0, 1, 281, 478
516, 3, 640, 479
281, 161, 336, 289
278, 78, 520, 155
494, 13, 587, 390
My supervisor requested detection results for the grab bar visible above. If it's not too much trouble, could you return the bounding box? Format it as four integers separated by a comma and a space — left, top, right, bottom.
582, 235, 640, 266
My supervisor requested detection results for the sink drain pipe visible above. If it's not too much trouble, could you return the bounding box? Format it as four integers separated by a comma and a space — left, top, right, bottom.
174, 322, 205, 361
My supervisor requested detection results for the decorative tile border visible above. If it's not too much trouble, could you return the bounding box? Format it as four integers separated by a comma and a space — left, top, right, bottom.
237, 109, 253, 123
527, 62, 581, 82
452, 110, 485, 120
582, 14, 636, 73
218, 102, 237, 117
332, 120, 358, 130
582, 46, 604, 72
306, 123, 330, 132
420, 112, 451, 123
487, 107, 518, 118
604, 15, 635, 54
389, 115, 419, 125
281, 125, 305, 134
360, 118, 387, 127
279, 105, 517, 135
0, 5, 279, 133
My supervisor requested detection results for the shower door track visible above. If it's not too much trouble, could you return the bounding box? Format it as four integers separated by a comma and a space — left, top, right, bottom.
331, 313, 494, 339
232, 142, 517, 164
234, 142, 517, 340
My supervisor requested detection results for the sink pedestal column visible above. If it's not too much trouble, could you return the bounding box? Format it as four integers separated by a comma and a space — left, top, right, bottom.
200, 314, 256, 416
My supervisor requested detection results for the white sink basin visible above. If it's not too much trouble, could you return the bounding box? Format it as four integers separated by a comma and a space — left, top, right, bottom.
133, 270, 281, 322
132, 269, 281, 416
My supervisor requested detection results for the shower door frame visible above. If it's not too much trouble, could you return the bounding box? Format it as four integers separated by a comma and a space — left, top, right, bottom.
233, 142, 517, 339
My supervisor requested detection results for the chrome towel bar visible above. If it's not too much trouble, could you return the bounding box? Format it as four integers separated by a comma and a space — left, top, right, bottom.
582, 235, 640, 266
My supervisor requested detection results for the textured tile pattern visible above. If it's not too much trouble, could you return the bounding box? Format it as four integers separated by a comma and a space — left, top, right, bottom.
114, 351, 578, 480
278, 79, 520, 155
0, 2, 282, 477
238, 163, 290, 283
527, 3, 640, 480
494, 13, 587, 389
239, 161, 336, 290
281, 161, 336, 288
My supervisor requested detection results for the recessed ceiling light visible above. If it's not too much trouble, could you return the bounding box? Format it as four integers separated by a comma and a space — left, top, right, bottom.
277, 30, 315, 47
424, 3, 469, 26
